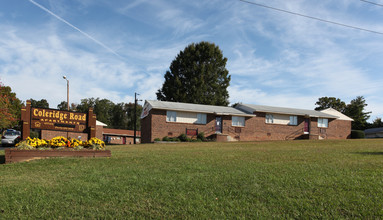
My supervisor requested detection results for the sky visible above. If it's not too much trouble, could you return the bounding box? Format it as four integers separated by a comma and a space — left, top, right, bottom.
1, 0, 383, 121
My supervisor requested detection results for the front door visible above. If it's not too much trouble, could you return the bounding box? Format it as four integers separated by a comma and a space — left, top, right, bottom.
304, 118, 310, 134
215, 117, 222, 133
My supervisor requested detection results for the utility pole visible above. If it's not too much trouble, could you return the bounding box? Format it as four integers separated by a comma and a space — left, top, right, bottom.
134, 93, 142, 144
63, 76, 69, 111
63, 75, 70, 139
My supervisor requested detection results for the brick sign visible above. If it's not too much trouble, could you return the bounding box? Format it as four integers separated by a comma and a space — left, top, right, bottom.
21, 100, 97, 140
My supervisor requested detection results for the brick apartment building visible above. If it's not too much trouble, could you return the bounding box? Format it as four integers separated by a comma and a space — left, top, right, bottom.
140, 100, 353, 143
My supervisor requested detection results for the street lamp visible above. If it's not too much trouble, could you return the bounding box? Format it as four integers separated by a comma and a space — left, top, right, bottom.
134, 92, 142, 144
63, 76, 69, 111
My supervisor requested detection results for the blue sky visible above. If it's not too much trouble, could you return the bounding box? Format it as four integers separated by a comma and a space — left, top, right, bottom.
1, 0, 383, 121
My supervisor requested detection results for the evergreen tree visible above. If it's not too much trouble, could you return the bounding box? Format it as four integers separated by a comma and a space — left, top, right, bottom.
156, 41, 231, 106
344, 96, 371, 130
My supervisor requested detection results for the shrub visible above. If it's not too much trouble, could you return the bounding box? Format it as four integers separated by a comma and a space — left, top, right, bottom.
170, 137, 180, 142
351, 130, 365, 139
162, 136, 170, 141
178, 134, 188, 142
30, 130, 39, 139
154, 138, 161, 142
197, 132, 206, 141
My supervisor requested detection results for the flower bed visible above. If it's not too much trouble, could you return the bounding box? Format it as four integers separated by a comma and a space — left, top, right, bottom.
16, 136, 106, 150
5, 136, 110, 164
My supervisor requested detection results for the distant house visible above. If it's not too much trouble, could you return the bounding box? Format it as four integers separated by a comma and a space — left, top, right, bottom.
364, 127, 383, 138
96, 121, 141, 144
140, 100, 353, 143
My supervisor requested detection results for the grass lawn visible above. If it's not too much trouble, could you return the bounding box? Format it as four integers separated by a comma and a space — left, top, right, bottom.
1, 139, 383, 219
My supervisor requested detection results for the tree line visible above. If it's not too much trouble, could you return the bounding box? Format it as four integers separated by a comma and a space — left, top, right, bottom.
32, 98, 143, 130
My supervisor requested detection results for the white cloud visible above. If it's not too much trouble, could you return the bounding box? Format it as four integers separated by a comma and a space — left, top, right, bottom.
0, 25, 140, 108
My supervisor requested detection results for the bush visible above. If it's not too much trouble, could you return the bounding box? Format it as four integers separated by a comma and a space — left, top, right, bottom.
178, 134, 188, 142
154, 138, 161, 142
170, 137, 180, 142
30, 130, 39, 139
351, 130, 365, 139
162, 136, 170, 141
197, 132, 206, 141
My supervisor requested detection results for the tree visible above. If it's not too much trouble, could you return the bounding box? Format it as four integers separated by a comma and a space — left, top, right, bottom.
370, 117, 383, 128
156, 41, 231, 106
110, 103, 128, 129
75, 98, 96, 113
30, 98, 49, 108
93, 99, 115, 126
344, 96, 371, 130
57, 101, 77, 111
125, 102, 142, 130
0, 82, 22, 130
315, 97, 347, 112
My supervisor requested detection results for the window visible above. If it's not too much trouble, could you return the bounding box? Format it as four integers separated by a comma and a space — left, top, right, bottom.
318, 118, 328, 128
289, 116, 298, 125
166, 111, 177, 122
167, 111, 207, 124
196, 113, 207, 124
266, 114, 274, 123
232, 116, 245, 127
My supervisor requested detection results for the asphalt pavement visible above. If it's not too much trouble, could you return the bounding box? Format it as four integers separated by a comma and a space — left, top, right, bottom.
0, 145, 14, 150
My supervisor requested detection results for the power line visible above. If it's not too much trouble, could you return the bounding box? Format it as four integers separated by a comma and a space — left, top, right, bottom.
360, 0, 383, 7
238, 0, 383, 35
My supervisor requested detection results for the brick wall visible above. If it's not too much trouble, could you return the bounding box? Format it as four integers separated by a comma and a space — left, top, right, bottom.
141, 112, 152, 143
41, 130, 89, 141
96, 125, 103, 140
318, 119, 352, 139
248, 112, 306, 141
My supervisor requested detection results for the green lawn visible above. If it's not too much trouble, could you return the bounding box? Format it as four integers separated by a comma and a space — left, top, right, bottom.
1, 139, 383, 219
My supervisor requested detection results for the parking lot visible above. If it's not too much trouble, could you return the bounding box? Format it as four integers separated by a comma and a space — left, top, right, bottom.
0, 144, 14, 150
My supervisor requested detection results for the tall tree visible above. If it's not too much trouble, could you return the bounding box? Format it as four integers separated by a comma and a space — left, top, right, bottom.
156, 41, 231, 106
344, 96, 371, 130
57, 101, 76, 111
125, 102, 142, 130
93, 99, 115, 126
111, 103, 128, 129
75, 98, 96, 113
30, 98, 49, 108
0, 82, 22, 130
315, 97, 347, 112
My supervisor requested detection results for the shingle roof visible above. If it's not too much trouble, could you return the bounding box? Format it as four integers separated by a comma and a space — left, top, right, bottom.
146, 100, 255, 117
235, 103, 338, 118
